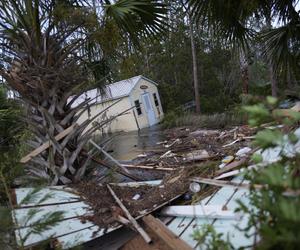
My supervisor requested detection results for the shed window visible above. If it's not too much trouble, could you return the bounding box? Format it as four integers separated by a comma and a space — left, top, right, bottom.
153, 93, 159, 107
134, 100, 142, 115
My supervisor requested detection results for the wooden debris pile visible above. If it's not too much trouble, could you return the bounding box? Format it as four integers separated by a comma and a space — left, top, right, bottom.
14, 125, 259, 249
74, 166, 208, 227
67, 125, 259, 248
127, 125, 255, 171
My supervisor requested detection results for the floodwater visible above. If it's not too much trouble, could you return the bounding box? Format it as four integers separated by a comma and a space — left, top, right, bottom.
92, 125, 165, 162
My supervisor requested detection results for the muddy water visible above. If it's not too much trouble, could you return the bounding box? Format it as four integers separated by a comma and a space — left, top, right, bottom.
93, 125, 165, 161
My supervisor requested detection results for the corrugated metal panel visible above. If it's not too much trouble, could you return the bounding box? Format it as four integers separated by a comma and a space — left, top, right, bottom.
12, 179, 162, 249
15, 218, 102, 247
72, 75, 142, 107
55, 225, 106, 249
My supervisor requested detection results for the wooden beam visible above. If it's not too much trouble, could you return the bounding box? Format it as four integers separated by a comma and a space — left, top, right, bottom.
117, 215, 131, 226
88, 155, 142, 181
216, 147, 258, 175
20, 124, 77, 163
121, 164, 174, 171
106, 185, 152, 244
216, 158, 247, 175
89, 139, 130, 174
142, 215, 193, 250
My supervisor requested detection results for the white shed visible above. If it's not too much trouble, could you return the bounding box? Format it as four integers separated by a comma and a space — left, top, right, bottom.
74, 75, 164, 133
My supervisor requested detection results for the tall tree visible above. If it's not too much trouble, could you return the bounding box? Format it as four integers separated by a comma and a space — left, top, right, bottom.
189, 15, 201, 113
0, 0, 167, 185
239, 50, 250, 94
181, 0, 201, 112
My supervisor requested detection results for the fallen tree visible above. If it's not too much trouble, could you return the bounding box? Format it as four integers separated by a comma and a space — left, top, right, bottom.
0, 0, 167, 185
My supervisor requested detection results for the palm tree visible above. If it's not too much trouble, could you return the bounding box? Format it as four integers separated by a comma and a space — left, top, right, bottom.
0, 0, 167, 185
187, 0, 300, 94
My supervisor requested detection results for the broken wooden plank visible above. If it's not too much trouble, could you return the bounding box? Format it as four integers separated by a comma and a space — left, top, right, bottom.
190, 129, 219, 137
164, 138, 180, 148
143, 215, 193, 250
20, 124, 77, 163
121, 164, 175, 171
87, 154, 142, 181
184, 149, 210, 161
160, 205, 238, 219
216, 158, 247, 175
114, 180, 162, 187
217, 147, 258, 175
222, 136, 255, 148
215, 169, 242, 179
117, 215, 131, 226
106, 184, 152, 244
159, 150, 174, 159
89, 139, 131, 174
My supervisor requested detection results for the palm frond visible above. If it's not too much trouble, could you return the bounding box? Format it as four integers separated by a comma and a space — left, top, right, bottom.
104, 0, 168, 40
261, 21, 300, 75
188, 0, 259, 51
188, 0, 300, 74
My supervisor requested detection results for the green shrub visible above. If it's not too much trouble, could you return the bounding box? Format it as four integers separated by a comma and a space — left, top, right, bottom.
162, 110, 244, 129
193, 97, 300, 249
162, 107, 184, 128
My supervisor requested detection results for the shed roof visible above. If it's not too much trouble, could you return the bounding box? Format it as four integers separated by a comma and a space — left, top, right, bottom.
72, 75, 156, 107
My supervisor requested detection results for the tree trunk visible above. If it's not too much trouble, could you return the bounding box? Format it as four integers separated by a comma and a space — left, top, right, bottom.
22, 84, 94, 185
287, 66, 293, 89
239, 51, 249, 95
189, 15, 200, 113
269, 63, 277, 97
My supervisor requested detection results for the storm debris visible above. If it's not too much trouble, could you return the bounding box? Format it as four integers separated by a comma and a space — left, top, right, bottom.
73, 125, 256, 230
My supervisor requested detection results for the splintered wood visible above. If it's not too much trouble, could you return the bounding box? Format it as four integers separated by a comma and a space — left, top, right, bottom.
107, 184, 152, 244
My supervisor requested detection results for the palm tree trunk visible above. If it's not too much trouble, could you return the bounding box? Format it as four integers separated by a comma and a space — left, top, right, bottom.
23, 84, 93, 185
1, 37, 94, 185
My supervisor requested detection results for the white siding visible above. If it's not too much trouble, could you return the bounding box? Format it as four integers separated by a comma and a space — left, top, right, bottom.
76, 77, 164, 133
129, 78, 164, 129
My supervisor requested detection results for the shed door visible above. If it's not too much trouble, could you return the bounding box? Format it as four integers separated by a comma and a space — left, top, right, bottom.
142, 93, 156, 126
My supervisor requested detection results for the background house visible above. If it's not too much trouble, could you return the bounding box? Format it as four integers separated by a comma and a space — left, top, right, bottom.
74, 75, 164, 133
